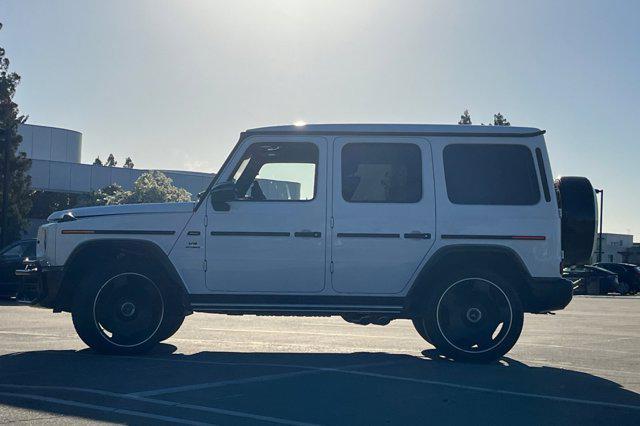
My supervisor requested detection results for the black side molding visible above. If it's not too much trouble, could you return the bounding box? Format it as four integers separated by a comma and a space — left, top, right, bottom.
61, 230, 175, 236
441, 234, 546, 241
210, 231, 291, 237
337, 233, 400, 238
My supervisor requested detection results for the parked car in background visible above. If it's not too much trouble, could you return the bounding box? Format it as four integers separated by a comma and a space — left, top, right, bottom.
593, 263, 640, 294
0, 239, 36, 298
563, 265, 625, 295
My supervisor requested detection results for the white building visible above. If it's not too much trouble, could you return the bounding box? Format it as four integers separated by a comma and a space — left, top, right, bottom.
591, 233, 635, 263
17, 123, 214, 237
17, 124, 213, 196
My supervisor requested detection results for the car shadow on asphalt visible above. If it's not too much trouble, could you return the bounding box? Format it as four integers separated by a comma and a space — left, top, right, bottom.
0, 346, 639, 424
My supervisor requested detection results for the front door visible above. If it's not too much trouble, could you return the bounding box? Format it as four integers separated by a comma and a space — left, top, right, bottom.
206, 136, 327, 293
331, 137, 436, 294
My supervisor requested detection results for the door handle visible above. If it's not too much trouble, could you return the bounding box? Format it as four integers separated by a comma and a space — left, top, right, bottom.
404, 232, 431, 239
294, 231, 322, 238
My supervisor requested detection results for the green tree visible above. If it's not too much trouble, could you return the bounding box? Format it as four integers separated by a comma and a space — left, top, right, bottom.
458, 109, 472, 125
123, 157, 134, 169
80, 171, 191, 206
128, 171, 191, 203
0, 23, 32, 245
105, 153, 117, 167
493, 112, 511, 126
93, 157, 103, 166
79, 183, 131, 206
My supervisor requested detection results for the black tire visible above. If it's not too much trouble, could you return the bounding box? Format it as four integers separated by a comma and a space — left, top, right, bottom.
412, 317, 433, 345
157, 313, 185, 342
422, 269, 524, 363
72, 266, 166, 355
555, 177, 597, 266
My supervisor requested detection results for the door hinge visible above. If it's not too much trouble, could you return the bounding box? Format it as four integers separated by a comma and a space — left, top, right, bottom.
202, 260, 207, 271
204, 215, 208, 227
330, 261, 334, 273
330, 217, 334, 228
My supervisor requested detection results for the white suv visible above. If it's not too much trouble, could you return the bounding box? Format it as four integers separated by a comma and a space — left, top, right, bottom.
18, 124, 597, 362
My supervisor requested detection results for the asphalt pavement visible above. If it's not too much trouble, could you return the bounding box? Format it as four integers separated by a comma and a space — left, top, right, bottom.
0, 295, 638, 425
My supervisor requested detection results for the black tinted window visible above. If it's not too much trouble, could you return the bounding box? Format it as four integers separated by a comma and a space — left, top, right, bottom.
342, 143, 422, 203
443, 144, 540, 205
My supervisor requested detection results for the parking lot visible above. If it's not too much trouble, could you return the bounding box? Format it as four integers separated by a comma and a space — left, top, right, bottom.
0, 296, 638, 425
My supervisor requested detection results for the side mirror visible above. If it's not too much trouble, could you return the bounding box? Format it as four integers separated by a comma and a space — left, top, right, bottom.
211, 181, 236, 211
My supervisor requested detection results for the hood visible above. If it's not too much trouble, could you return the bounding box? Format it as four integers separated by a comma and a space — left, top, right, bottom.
47, 202, 195, 222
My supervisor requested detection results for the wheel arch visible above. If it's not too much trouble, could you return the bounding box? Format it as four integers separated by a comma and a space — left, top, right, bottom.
406, 244, 536, 314
53, 239, 190, 314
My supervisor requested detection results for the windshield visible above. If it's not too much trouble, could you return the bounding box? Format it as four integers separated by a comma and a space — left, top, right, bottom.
0, 242, 22, 256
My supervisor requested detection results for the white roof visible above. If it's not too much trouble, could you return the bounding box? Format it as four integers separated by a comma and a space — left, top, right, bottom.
246, 123, 543, 136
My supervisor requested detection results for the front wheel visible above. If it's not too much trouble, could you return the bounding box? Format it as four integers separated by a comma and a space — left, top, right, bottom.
423, 270, 524, 363
157, 313, 185, 342
72, 270, 166, 354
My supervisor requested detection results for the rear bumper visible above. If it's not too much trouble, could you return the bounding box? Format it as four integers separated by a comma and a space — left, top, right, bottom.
15, 260, 64, 309
527, 277, 573, 313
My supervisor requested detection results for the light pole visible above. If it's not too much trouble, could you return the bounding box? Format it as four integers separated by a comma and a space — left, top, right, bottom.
595, 189, 604, 263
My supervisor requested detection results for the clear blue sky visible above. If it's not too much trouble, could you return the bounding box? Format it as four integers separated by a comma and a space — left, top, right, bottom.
1, 0, 639, 238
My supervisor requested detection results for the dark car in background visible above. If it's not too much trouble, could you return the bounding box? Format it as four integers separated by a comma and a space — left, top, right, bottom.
563, 265, 625, 295
593, 263, 640, 294
0, 239, 36, 298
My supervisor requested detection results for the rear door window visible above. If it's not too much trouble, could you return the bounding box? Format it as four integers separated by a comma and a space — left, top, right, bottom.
443, 144, 540, 205
341, 143, 422, 203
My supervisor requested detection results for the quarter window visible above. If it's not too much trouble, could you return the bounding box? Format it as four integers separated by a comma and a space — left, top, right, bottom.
341, 143, 422, 203
230, 142, 318, 201
443, 144, 540, 205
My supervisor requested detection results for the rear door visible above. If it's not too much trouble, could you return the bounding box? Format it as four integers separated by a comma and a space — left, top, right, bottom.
330, 137, 435, 294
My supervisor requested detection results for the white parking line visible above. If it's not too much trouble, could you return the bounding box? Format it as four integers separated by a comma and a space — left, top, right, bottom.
0, 331, 69, 338
0, 384, 318, 426
331, 369, 640, 411
517, 342, 635, 355
128, 360, 400, 397
129, 369, 323, 397
124, 352, 640, 381
0, 392, 210, 425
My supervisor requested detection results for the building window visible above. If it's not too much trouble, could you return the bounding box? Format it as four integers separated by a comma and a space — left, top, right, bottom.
341, 143, 422, 203
443, 144, 540, 205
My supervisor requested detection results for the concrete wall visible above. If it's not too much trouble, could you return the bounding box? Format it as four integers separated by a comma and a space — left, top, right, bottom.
17, 123, 214, 197
28, 159, 213, 197
18, 124, 82, 164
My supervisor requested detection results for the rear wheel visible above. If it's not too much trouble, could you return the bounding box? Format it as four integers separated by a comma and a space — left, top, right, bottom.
423, 270, 524, 363
72, 269, 166, 354
412, 317, 433, 345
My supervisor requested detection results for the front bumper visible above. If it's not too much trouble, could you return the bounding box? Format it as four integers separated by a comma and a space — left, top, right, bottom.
15, 260, 64, 309
527, 277, 573, 313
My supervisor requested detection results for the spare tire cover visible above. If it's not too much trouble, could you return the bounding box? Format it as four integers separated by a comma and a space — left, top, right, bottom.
555, 177, 597, 266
